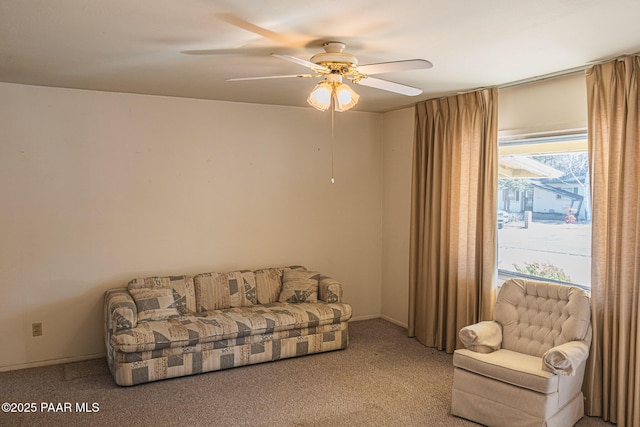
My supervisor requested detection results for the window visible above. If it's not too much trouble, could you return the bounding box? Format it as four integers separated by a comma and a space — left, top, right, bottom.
497, 133, 591, 290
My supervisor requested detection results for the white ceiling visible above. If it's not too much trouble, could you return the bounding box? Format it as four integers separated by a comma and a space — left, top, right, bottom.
1, 0, 639, 112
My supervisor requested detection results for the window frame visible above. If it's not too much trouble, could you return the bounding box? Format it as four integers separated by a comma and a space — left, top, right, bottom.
496, 131, 591, 290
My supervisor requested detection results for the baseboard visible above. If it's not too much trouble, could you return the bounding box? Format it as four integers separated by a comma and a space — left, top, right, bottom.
379, 314, 408, 329
349, 314, 409, 330
0, 352, 105, 372
350, 314, 381, 322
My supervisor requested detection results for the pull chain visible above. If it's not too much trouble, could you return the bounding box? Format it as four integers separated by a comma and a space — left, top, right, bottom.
330, 97, 335, 184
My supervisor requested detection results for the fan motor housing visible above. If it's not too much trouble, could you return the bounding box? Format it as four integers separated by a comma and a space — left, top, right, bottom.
310, 41, 358, 72
311, 53, 358, 69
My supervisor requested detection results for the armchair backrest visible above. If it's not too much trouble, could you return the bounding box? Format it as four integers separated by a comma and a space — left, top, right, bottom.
494, 278, 591, 357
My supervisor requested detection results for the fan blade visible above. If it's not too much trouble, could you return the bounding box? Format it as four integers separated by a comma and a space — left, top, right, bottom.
215, 13, 311, 48
181, 49, 243, 55
226, 74, 317, 82
271, 54, 330, 73
356, 77, 423, 96
356, 59, 433, 75
181, 46, 296, 56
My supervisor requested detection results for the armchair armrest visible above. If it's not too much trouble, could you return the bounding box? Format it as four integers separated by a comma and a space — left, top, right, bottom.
542, 340, 590, 376
318, 274, 343, 303
459, 321, 502, 353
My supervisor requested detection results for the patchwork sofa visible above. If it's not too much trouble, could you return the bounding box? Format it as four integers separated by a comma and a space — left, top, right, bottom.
104, 266, 352, 386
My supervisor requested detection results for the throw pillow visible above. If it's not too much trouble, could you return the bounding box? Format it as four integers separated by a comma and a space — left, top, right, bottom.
279, 270, 320, 303
127, 275, 196, 315
129, 288, 180, 321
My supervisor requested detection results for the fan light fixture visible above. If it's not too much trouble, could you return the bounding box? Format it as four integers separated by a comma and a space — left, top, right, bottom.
307, 74, 360, 112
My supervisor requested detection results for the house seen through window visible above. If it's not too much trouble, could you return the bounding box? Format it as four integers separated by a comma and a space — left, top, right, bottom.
497, 133, 591, 289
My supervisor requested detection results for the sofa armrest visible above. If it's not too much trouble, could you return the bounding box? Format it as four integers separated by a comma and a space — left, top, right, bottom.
104, 288, 138, 341
459, 321, 502, 353
542, 340, 590, 376
318, 275, 343, 303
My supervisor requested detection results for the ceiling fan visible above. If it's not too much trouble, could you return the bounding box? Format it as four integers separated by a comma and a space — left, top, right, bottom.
224, 41, 433, 111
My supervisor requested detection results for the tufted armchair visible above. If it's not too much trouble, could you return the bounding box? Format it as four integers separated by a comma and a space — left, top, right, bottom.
451, 278, 591, 427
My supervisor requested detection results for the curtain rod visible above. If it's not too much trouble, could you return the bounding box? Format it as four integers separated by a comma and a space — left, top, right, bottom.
452, 65, 588, 96
497, 65, 587, 89
430, 53, 639, 100
498, 52, 640, 90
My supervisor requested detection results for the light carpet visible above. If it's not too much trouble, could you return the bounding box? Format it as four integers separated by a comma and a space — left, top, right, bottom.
0, 319, 612, 426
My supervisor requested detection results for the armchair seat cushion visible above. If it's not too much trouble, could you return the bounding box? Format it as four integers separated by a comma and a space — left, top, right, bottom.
454, 348, 558, 394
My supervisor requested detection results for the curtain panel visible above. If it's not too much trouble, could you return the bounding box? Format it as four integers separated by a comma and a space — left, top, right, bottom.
584, 56, 640, 426
409, 88, 498, 353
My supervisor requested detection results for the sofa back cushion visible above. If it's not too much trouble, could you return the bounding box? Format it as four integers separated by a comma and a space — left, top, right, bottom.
254, 268, 283, 304
127, 275, 196, 315
194, 270, 257, 311
494, 278, 591, 357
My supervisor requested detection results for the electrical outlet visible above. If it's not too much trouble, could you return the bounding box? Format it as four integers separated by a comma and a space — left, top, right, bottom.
32, 322, 43, 337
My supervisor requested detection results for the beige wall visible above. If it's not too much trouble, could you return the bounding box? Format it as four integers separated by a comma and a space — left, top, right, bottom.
379, 72, 589, 326
0, 71, 588, 369
380, 107, 414, 328
0, 82, 383, 370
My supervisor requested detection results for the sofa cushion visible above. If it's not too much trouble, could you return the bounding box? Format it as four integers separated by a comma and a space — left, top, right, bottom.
194, 270, 258, 311
128, 275, 196, 315
254, 268, 283, 304
129, 288, 180, 321
279, 270, 319, 303
453, 348, 558, 394
113, 322, 349, 364
110, 302, 352, 353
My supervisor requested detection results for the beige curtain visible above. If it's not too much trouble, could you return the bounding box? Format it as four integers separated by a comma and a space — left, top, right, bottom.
584, 56, 640, 426
409, 88, 498, 353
